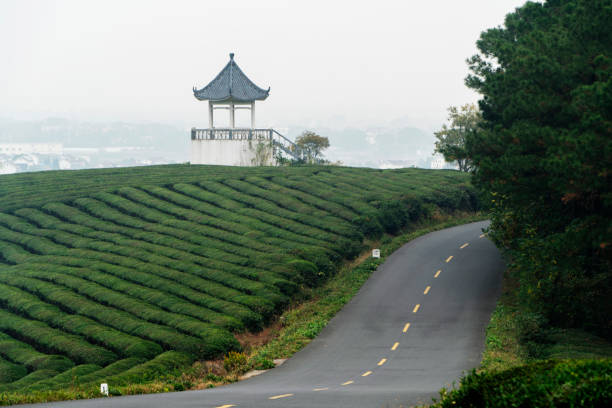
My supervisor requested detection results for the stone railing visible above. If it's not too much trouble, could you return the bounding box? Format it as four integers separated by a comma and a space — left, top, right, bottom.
191, 128, 272, 141
190, 128, 304, 161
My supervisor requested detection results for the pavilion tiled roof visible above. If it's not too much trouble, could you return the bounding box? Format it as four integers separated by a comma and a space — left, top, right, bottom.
193, 53, 270, 103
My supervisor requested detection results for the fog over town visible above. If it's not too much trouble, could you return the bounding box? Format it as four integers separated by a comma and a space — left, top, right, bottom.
1, 0, 526, 173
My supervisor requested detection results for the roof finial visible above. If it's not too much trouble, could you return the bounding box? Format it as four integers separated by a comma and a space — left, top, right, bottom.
229, 53, 235, 60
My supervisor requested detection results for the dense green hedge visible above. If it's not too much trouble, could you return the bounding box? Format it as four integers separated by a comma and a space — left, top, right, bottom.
0, 165, 475, 395
433, 359, 612, 407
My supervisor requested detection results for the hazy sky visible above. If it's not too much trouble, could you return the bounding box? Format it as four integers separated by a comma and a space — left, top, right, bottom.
1, 0, 527, 130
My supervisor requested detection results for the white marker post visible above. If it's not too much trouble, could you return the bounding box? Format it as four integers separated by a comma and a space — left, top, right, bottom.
372, 249, 380, 258
100, 383, 109, 396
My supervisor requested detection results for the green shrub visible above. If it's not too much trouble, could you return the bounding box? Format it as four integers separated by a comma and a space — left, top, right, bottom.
352, 214, 384, 239
377, 201, 409, 234
516, 311, 551, 358
287, 259, 320, 286
290, 246, 337, 278
223, 351, 248, 374
251, 357, 275, 370
434, 359, 612, 408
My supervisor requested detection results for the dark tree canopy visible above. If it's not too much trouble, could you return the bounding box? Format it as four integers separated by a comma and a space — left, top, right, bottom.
465, 0, 612, 335
434, 104, 481, 172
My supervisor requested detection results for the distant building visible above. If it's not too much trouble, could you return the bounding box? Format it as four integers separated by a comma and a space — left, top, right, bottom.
0, 143, 63, 155
430, 154, 457, 170
191, 53, 302, 166
0, 161, 18, 175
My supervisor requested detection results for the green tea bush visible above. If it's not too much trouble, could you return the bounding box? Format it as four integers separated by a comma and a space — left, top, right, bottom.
24, 364, 101, 391
352, 214, 384, 239
0, 165, 476, 396
0, 369, 59, 393
0, 309, 114, 366
104, 352, 194, 386
74, 358, 145, 385
0, 357, 27, 384
376, 201, 409, 234
287, 259, 320, 286
289, 246, 336, 282
0, 281, 162, 359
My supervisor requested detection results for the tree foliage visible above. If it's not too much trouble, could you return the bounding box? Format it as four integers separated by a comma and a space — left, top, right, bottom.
465, 0, 612, 336
295, 131, 330, 163
434, 104, 481, 172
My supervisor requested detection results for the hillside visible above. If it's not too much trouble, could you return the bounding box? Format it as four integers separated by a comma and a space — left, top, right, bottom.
0, 165, 476, 396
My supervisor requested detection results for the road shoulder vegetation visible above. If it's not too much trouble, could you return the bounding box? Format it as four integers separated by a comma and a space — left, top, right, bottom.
430, 267, 612, 407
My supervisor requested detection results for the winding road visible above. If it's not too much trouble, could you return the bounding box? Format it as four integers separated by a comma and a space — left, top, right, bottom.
27, 221, 504, 408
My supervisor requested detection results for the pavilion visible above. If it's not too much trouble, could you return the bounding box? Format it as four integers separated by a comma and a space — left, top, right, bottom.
193, 53, 268, 129
191, 53, 301, 166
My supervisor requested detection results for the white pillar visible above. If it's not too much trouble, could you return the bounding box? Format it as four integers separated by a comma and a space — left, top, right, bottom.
251, 102, 256, 128
208, 101, 214, 128
230, 103, 235, 128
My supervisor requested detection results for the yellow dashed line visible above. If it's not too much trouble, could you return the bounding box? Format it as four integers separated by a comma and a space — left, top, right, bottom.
362, 371, 372, 377
446, 255, 453, 263
377, 358, 387, 366
434, 270, 441, 278
479, 234, 485, 238
413, 304, 420, 313
313, 387, 328, 391
424, 286, 431, 295
403, 322, 411, 332
269, 394, 293, 400
391, 342, 399, 350
216, 405, 235, 408
460, 243, 469, 249
342, 380, 354, 386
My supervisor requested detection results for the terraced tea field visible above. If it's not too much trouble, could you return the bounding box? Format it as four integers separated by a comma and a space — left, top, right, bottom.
0, 165, 476, 396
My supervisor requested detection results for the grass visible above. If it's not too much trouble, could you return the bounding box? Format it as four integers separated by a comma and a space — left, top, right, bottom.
480, 270, 612, 373
0, 164, 479, 404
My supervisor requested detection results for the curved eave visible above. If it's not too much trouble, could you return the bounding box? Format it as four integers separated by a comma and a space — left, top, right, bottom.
193, 91, 270, 103
193, 55, 270, 103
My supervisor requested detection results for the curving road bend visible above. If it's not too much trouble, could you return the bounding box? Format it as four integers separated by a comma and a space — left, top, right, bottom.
27, 221, 504, 408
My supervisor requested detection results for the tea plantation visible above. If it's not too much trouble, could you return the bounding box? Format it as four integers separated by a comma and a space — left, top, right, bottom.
0, 165, 476, 395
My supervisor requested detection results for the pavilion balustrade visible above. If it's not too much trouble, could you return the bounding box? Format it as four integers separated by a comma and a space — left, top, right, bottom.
190, 128, 304, 161
191, 128, 273, 141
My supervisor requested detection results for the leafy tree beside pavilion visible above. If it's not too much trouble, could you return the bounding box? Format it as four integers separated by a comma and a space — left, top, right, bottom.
295, 131, 330, 164
433, 104, 481, 172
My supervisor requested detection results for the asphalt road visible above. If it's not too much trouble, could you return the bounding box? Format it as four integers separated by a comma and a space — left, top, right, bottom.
27, 221, 504, 408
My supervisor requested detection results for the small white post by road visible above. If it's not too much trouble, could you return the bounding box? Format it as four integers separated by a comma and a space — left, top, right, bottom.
372, 249, 380, 259
100, 383, 109, 396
